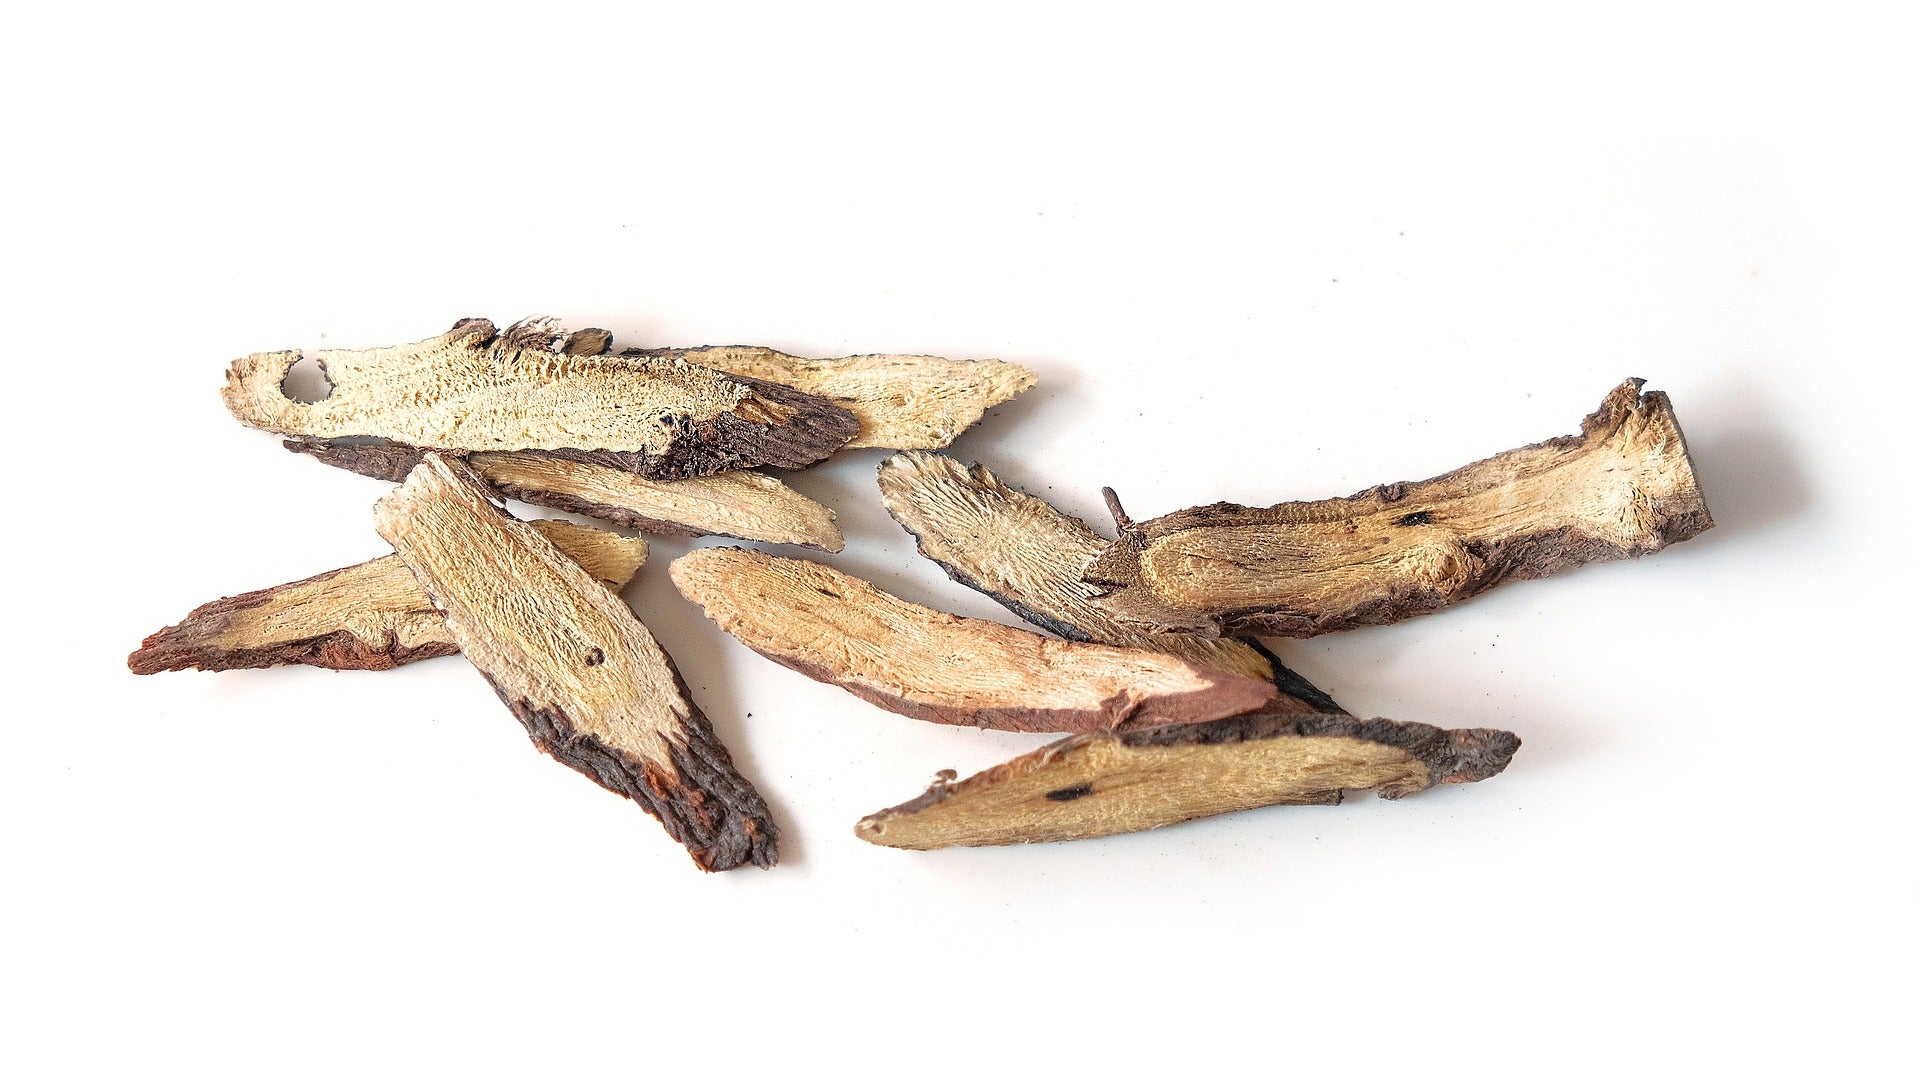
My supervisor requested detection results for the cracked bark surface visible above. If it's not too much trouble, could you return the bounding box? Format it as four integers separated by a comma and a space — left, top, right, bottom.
222, 317, 858, 479
374, 454, 775, 872
671, 547, 1279, 734
876, 451, 1344, 712
856, 712, 1520, 849
129, 520, 647, 674
1084, 380, 1714, 637
287, 439, 843, 551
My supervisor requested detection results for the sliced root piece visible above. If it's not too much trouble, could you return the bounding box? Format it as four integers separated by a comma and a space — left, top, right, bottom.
1084, 379, 1714, 637
670, 548, 1278, 733
877, 451, 1343, 712
128, 520, 646, 674
287, 439, 842, 551
222, 318, 858, 479
856, 713, 1521, 849
628, 345, 1036, 450
373, 454, 776, 871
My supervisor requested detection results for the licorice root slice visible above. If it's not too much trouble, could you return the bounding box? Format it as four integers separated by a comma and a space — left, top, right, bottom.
128, 520, 646, 674
670, 547, 1278, 734
222, 318, 858, 479
856, 713, 1520, 849
374, 454, 776, 871
1085, 380, 1713, 637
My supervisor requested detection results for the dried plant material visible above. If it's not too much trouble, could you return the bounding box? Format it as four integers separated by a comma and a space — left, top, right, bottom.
222, 318, 859, 479
876, 451, 1344, 713
670, 547, 1278, 733
628, 345, 1036, 450
855, 713, 1520, 849
374, 454, 776, 871
129, 521, 647, 675
1084, 380, 1714, 637
561, 327, 613, 356
287, 439, 842, 551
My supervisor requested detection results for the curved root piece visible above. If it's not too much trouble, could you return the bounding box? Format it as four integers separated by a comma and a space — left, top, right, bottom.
1084, 380, 1714, 637
856, 712, 1521, 849
222, 318, 858, 479
876, 451, 1343, 711
129, 520, 646, 674
670, 547, 1278, 734
287, 439, 843, 551
374, 455, 776, 872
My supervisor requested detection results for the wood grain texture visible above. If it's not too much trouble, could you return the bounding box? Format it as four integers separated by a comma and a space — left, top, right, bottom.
670, 547, 1278, 733
129, 520, 647, 674
626, 345, 1035, 450
374, 454, 775, 872
286, 439, 843, 551
876, 451, 1344, 712
223, 318, 858, 479
1084, 379, 1714, 636
856, 712, 1520, 849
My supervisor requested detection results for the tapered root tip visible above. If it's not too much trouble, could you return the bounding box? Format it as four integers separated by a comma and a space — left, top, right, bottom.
1434, 728, 1523, 785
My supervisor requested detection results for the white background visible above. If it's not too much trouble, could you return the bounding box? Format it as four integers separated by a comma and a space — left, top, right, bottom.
4, 3, 1914, 1076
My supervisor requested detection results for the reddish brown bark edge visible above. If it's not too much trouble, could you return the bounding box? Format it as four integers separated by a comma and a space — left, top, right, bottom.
482, 668, 779, 872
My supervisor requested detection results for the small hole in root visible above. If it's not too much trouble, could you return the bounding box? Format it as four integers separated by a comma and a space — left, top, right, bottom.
280, 355, 335, 404
585, 648, 606, 667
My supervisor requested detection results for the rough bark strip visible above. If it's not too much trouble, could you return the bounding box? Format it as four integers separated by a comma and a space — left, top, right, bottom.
1084, 380, 1714, 637
624, 345, 1036, 450
374, 454, 775, 871
876, 451, 1344, 712
855, 712, 1521, 849
128, 520, 647, 674
670, 547, 1278, 733
222, 318, 858, 479
286, 439, 843, 550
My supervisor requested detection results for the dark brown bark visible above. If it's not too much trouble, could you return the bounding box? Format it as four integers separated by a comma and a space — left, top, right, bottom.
284, 438, 423, 483
488, 671, 776, 873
